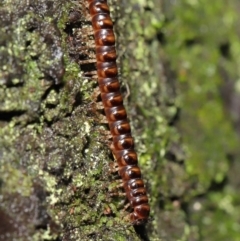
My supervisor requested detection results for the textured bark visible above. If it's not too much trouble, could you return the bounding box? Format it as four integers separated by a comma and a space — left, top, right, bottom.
2, 0, 239, 241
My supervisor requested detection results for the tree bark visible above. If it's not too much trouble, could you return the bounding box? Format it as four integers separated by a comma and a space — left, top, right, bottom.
2, 0, 239, 241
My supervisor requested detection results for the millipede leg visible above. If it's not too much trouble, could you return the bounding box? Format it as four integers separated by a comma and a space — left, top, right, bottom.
98, 130, 112, 146
109, 161, 118, 173
91, 86, 101, 101
109, 192, 126, 197
93, 101, 104, 110
124, 83, 131, 100
81, 71, 98, 79
123, 203, 131, 211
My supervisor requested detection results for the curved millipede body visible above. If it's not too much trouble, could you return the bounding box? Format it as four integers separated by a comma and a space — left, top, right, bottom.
87, 0, 150, 224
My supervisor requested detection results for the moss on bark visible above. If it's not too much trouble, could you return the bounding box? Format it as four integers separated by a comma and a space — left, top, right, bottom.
1, 0, 240, 241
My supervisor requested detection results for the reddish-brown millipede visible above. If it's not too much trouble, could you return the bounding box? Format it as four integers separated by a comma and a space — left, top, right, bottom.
86, 0, 150, 224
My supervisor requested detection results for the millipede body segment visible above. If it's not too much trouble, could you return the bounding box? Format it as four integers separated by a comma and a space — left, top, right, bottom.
87, 0, 150, 224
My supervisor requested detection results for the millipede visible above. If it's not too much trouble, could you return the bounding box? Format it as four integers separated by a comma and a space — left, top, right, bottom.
81, 0, 150, 224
